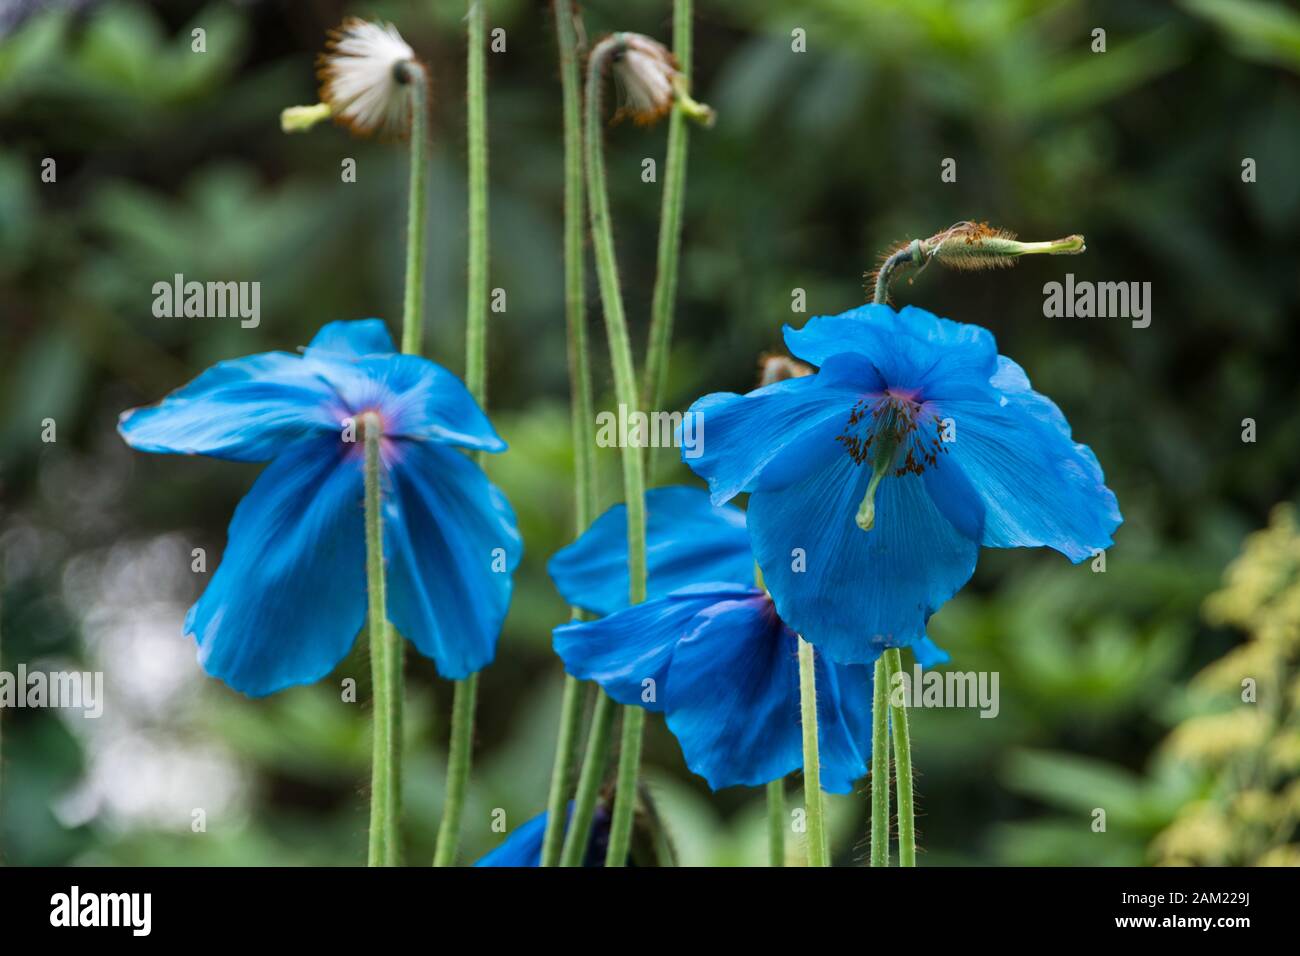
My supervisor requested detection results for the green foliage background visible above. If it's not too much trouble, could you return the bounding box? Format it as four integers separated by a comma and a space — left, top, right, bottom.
1, 0, 1298, 865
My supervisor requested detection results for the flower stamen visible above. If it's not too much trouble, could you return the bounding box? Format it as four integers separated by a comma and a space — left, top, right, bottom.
855, 447, 894, 532
839, 391, 948, 532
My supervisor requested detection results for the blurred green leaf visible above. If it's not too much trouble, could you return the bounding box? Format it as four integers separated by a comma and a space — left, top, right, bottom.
1181, 0, 1300, 70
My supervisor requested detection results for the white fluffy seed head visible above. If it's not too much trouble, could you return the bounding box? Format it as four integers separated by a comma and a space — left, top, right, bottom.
611, 33, 679, 126
317, 17, 420, 138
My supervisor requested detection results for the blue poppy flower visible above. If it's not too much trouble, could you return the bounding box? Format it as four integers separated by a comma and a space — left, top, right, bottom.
549, 486, 880, 792
682, 303, 1122, 664
548, 484, 753, 616
118, 319, 523, 696
473, 803, 609, 867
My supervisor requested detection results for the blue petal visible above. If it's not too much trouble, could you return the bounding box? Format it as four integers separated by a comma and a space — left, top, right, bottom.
683, 360, 873, 505
473, 810, 550, 867
828, 660, 876, 775
912, 636, 951, 668
934, 356, 1122, 561
817, 658, 882, 793
661, 595, 803, 789
548, 486, 753, 616
316, 353, 506, 453
662, 597, 869, 792
384, 441, 522, 679
185, 435, 367, 696
305, 318, 397, 359
473, 803, 606, 867
748, 452, 979, 664
784, 304, 999, 402
118, 352, 338, 462
780, 304, 993, 382
919, 440, 987, 543
552, 584, 754, 709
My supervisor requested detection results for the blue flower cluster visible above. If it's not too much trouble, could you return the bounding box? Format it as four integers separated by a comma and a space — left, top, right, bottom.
120, 303, 1119, 864
548, 303, 1120, 790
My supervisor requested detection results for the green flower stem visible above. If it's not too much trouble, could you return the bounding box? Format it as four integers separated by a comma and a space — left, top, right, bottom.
641, 0, 694, 421
867, 244, 898, 870
372, 59, 431, 870
542, 676, 586, 867
384, 621, 403, 860
559, 689, 617, 866
755, 567, 786, 867
364, 414, 398, 866
433, 672, 477, 866
555, 0, 595, 546
797, 636, 828, 866
541, 0, 597, 868
359, 55, 431, 871
464, 0, 489, 402
873, 242, 919, 307
607, 706, 646, 867
884, 648, 916, 866
400, 65, 430, 356
766, 778, 786, 866
432, 0, 491, 868
870, 654, 890, 866
585, 34, 650, 868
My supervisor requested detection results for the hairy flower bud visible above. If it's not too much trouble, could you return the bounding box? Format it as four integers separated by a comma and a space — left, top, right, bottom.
603, 32, 715, 128
316, 17, 422, 138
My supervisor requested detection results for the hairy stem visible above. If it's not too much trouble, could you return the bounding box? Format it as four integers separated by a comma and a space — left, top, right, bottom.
559, 690, 617, 866
541, 0, 596, 868
606, 706, 646, 867
873, 242, 918, 306
798, 637, 828, 866
381, 60, 432, 866
432, 672, 477, 866
541, 676, 585, 867
642, 0, 695, 427
433, 0, 491, 867
464, 0, 489, 401
584, 34, 649, 867
870, 655, 891, 866
400, 65, 429, 355
364, 415, 398, 866
885, 648, 916, 866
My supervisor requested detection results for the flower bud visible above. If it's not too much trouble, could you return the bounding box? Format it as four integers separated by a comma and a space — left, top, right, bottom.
927, 222, 1086, 271
606, 33, 715, 128
316, 17, 422, 138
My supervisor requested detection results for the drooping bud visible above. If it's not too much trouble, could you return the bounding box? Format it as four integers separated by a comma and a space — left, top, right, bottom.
314, 17, 423, 138
607, 33, 715, 128
867, 221, 1085, 304
927, 221, 1085, 270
